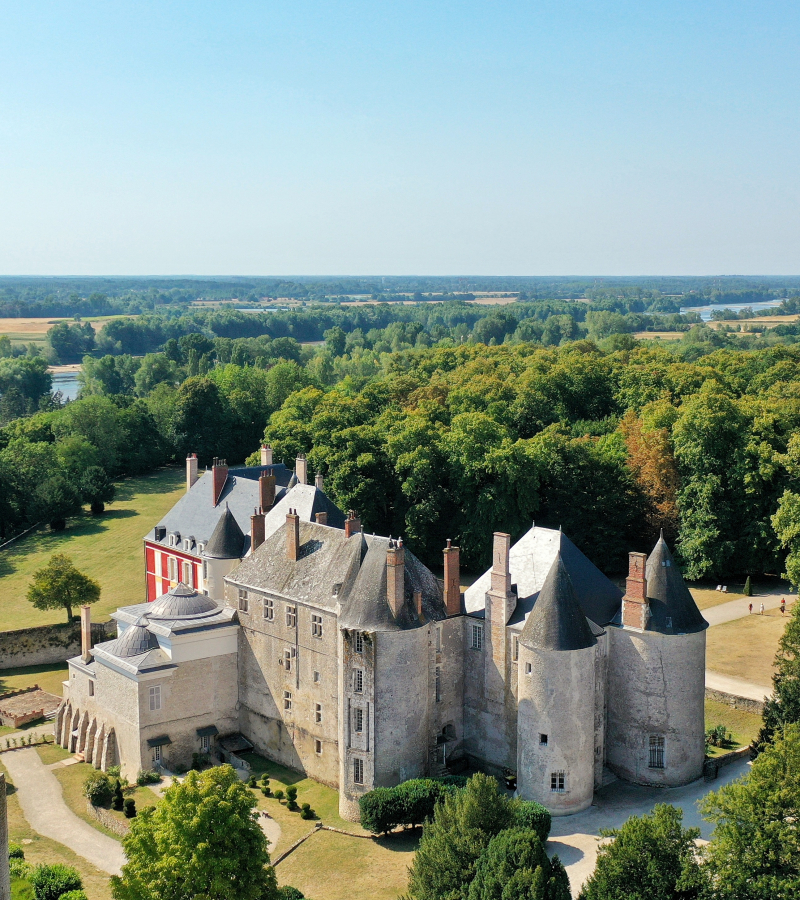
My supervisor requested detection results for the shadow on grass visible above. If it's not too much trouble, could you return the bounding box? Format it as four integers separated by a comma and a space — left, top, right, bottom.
374, 832, 421, 853
240, 752, 306, 786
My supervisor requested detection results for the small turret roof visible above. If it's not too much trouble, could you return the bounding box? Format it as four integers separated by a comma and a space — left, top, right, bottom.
645, 534, 708, 634
520, 553, 596, 651
110, 621, 159, 658
204, 505, 245, 559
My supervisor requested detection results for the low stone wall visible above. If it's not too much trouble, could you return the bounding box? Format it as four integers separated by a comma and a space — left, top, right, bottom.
0, 621, 115, 671
705, 686, 765, 715
703, 745, 752, 781
86, 801, 130, 837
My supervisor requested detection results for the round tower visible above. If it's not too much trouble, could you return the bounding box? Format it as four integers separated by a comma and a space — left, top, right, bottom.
606, 535, 707, 786
202, 505, 245, 602
516, 553, 597, 815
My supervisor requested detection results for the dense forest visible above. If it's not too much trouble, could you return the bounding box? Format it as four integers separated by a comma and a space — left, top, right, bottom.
4, 306, 800, 584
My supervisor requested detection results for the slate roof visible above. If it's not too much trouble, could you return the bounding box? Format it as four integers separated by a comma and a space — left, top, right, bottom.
147, 583, 220, 619
143, 463, 345, 556
228, 521, 445, 631
520, 554, 596, 652
205, 506, 246, 559
645, 534, 708, 634
465, 526, 622, 628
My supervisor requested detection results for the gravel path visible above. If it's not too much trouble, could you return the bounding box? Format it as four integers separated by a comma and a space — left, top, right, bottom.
2, 747, 125, 875
702, 592, 794, 627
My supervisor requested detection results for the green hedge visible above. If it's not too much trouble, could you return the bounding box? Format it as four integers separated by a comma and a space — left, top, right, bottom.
511, 799, 551, 843
359, 777, 464, 834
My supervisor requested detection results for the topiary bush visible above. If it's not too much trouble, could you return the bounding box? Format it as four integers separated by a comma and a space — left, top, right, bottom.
123, 798, 137, 818
511, 799, 552, 843
248, 775, 258, 788
30, 863, 83, 900
273, 789, 285, 801
299, 802, 314, 820
112, 780, 125, 811
83, 771, 113, 807
744, 576, 752, 596
8, 841, 24, 859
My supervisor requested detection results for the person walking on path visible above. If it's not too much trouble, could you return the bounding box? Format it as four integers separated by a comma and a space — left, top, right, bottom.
749, 602, 753, 614
760, 602, 765, 615
781, 598, 786, 615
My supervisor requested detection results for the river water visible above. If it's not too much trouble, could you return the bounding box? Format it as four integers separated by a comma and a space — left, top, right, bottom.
50, 370, 80, 401
680, 299, 783, 322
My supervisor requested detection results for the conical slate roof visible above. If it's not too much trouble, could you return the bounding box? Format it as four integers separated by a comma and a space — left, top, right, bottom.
204, 505, 245, 559
645, 534, 708, 634
287, 472, 298, 489
148, 583, 220, 620
112, 619, 159, 658
521, 553, 596, 651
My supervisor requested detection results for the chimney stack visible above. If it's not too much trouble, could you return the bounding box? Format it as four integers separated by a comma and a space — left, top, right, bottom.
490, 532, 511, 598
443, 539, 461, 616
414, 590, 423, 618
260, 444, 273, 466
315, 471, 324, 492
296, 454, 308, 485
621, 552, 649, 630
344, 510, 361, 538
186, 453, 198, 493
251, 508, 266, 553
259, 472, 276, 511
212, 458, 228, 507
387, 538, 405, 618
315, 511, 328, 525
80, 605, 92, 664
286, 509, 300, 561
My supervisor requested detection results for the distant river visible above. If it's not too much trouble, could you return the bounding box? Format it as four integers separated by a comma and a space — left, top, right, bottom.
680, 299, 782, 322
50, 370, 80, 401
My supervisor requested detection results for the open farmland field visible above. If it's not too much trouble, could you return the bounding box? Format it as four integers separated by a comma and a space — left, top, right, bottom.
0, 315, 133, 341
634, 331, 684, 340
0, 468, 184, 630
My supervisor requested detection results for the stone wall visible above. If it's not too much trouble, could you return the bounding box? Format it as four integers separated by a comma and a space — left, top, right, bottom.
0, 621, 115, 671
705, 686, 765, 715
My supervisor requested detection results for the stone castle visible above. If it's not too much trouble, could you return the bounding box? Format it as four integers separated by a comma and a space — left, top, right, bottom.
57, 451, 708, 818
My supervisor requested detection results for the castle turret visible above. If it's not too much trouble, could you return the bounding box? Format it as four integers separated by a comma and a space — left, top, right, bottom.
516, 553, 597, 814
202, 505, 245, 601
606, 535, 707, 786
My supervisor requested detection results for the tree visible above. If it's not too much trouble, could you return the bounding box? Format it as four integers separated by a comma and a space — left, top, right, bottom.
34, 475, 82, 530
30, 864, 83, 900
755, 597, 800, 752
772, 490, 800, 588
578, 804, 704, 900
324, 326, 347, 357
27, 554, 100, 622
80, 465, 116, 514
111, 764, 279, 900
467, 828, 570, 900
701, 724, 800, 900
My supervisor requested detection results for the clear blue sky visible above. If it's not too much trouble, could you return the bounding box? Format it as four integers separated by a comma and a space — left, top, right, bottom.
1, 1, 799, 276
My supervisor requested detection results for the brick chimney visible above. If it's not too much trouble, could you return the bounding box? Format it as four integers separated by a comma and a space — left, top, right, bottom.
621, 552, 649, 630
286, 509, 300, 561
80, 605, 92, 663
251, 508, 266, 553
315, 471, 324, 491
315, 511, 328, 525
259, 472, 276, 511
443, 539, 461, 616
212, 458, 228, 507
387, 538, 405, 618
296, 454, 308, 485
414, 590, 423, 618
344, 510, 361, 538
186, 453, 198, 493
260, 444, 273, 466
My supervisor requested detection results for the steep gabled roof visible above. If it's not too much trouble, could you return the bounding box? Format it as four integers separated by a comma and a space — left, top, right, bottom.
646, 534, 708, 634
520, 553, 596, 652
204, 506, 246, 559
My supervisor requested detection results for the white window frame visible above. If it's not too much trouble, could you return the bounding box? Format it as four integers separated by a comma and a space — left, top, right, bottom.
286, 605, 297, 628
282, 647, 296, 671
353, 757, 364, 785
264, 597, 274, 621
168, 557, 178, 582
311, 614, 323, 638
152, 744, 162, 764
149, 685, 161, 712
182, 560, 193, 585
283, 690, 292, 711
354, 669, 364, 693
471, 623, 483, 651
200, 734, 210, 753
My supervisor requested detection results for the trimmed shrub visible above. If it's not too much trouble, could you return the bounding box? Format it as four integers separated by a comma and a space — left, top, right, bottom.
261, 784, 272, 797
8, 842, 24, 859
273, 789, 285, 801
83, 771, 113, 807
512, 799, 552, 843
744, 576, 752, 596
248, 775, 258, 788
300, 802, 314, 820
30, 863, 83, 900
136, 769, 161, 786
360, 778, 456, 833
123, 798, 137, 818
286, 786, 298, 810
112, 781, 125, 811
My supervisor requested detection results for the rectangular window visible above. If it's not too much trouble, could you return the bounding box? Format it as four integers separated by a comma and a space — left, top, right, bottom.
283, 690, 292, 711
525, 662, 532, 675
202, 560, 208, 580
286, 606, 297, 628
354, 632, 364, 653
649, 735, 665, 769
149, 685, 161, 712
313, 671, 321, 684
354, 707, 364, 733
282, 647, 296, 672
354, 669, 364, 693
311, 614, 323, 638
315, 739, 322, 755
238, 589, 249, 613
88, 681, 95, 697
550, 771, 565, 792
168, 557, 178, 581
513, 636, 519, 661
540, 734, 548, 746
182, 561, 193, 586
471, 624, 483, 651
353, 758, 364, 785
153, 744, 162, 764
264, 597, 274, 621
315, 703, 322, 724
435, 666, 441, 703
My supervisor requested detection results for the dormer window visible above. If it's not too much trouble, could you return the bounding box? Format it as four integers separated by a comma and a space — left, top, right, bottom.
198, 543, 205, 554
183, 539, 191, 552
168, 534, 175, 547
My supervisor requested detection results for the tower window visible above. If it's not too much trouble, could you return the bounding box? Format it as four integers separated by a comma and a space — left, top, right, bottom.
315, 739, 322, 755
354, 632, 364, 653
313, 670, 321, 684
354, 669, 364, 693
353, 707, 364, 733
471, 624, 483, 651
353, 758, 364, 785
525, 662, 532, 675
315, 703, 322, 724
649, 734, 665, 769
539, 734, 548, 746
550, 771, 565, 792
435, 627, 441, 652
435, 666, 441, 703
88, 681, 95, 697
513, 636, 519, 661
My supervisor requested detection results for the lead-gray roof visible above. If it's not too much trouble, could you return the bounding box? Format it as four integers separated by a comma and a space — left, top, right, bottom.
520, 553, 597, 651
107, 620, 160, 658
204, 506, 246, 559
147, 583, 221, 620
465, 526, 622, 628
645, 534, 708, 634
228, 522, 445, 631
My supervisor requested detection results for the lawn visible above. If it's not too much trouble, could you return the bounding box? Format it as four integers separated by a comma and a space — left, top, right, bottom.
0, 760, 114, 900
704, 698, 762, 756
0, 663, 68, 697
0, 467, 184, 631
706, 607, 787, 687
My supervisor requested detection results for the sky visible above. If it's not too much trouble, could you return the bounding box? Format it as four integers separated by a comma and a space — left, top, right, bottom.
1, 1, 799, 276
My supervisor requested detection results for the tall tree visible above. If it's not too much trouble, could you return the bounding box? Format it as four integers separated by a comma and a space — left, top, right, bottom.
27, 554, 100, 622
754, 596, 800, 753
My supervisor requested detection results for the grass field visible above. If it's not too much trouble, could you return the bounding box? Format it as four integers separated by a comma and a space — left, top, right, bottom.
706, 607, 787, 687
0, 468, 184, 631
704, 698, 762, 756
0, 663, 68, 697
